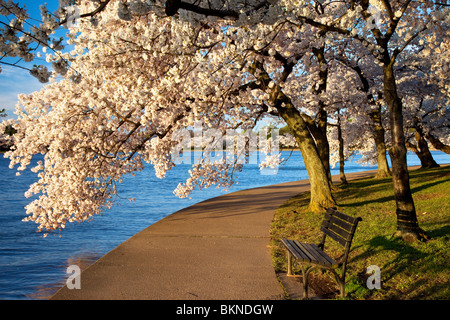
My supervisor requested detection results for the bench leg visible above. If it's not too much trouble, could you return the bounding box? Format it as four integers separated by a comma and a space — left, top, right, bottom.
301, 265, 308, 299
287, 251, 292, 276
339, 281, 345, 298
338, 274, 346, 298
330, 270, 346, 298
301, 265, 316, 299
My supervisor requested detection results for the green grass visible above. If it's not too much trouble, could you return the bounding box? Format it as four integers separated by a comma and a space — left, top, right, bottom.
270, 165, 450, 300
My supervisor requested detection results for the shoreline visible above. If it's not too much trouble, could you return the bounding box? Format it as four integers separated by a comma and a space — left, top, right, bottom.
50, 168, 389, 300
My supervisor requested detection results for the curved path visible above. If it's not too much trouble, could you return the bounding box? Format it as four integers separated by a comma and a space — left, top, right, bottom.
51, 169, 380, 300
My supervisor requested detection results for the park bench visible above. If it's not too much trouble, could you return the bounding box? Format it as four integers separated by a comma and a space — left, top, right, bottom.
281, 207, 362, 299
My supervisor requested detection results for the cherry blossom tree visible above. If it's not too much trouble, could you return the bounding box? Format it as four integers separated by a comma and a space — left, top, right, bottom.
3, 1, 312, 234
356, 0, 446, 241
331, 44, 391, 179
4, 0, 340, 235
307, 0, 446, 241
397, 32, 450, 158
400, 70, 445, 169
2, 0, 448, 241
162, 0, 447, 241
325, 59, 377, 180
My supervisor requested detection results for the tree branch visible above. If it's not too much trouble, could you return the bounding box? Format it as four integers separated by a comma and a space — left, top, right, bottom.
391, 24, 427, 64
59, 0, 112, 26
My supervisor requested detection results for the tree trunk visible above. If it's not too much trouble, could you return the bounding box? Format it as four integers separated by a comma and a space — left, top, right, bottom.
249, 59, 335, 213
383, 64, 428, 242
310, 46, 332, 183
278, 101, 336, 212
304, 113, 332, 184
337, 111, 347, 185
369, 106, 391, 178
352, 63, 391, 179
408, 126, 440, 169
317, 107, 332, 182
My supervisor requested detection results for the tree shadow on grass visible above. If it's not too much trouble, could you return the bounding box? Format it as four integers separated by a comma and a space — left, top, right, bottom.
363, 236, 427, 278
337, 176, 449, 209
425, 224, 450, 239
351, 224, 450, 299
409, 178, 450, 195
408, 166, 450, 180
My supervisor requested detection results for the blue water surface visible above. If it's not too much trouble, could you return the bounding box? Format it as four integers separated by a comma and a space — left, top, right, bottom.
0, 150, 449, 299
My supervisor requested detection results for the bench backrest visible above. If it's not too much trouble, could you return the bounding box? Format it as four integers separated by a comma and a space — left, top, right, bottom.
319, 208, 362, 264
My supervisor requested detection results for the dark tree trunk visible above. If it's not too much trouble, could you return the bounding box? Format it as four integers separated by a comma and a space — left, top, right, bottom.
370, 106, 391, 178
352, 64, 391, 179
408, 125, 439, 169
304, 113, 332, 184
277, 99, 336, 212
310, 46, 332, 183
337, 111, 347, 185
383, 64, 428, 242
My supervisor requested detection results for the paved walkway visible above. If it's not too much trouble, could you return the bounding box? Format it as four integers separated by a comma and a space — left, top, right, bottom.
51, 170, 379, 300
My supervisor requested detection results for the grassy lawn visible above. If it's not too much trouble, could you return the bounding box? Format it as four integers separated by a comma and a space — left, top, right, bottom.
270, 165, 450, 300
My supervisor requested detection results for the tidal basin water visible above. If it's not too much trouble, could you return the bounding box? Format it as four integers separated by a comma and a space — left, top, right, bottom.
1, 151, 449, 299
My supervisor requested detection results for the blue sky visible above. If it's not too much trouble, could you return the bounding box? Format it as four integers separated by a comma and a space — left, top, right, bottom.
1, 0, 60, 120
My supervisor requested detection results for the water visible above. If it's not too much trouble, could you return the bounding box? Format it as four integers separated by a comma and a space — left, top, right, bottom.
1, 150, 449, 300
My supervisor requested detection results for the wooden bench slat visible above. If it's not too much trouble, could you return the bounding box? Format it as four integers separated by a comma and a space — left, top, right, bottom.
321, 220, 350, 241
281, 239, 311, 262
323, 212, 354, 233
281, 239, 297, 256
330, 222, 353, 241
294, 241, 324, 265
297, 242, 332, 267
327, 208, 359, 224
320, 225, 348, 246
282, 240, 338, 267
291, 240, 312, 262
309, 244, 338, 267
321, 218, 354, 242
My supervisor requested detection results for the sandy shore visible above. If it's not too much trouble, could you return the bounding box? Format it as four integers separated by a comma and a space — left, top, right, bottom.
51, 168, 382, 300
